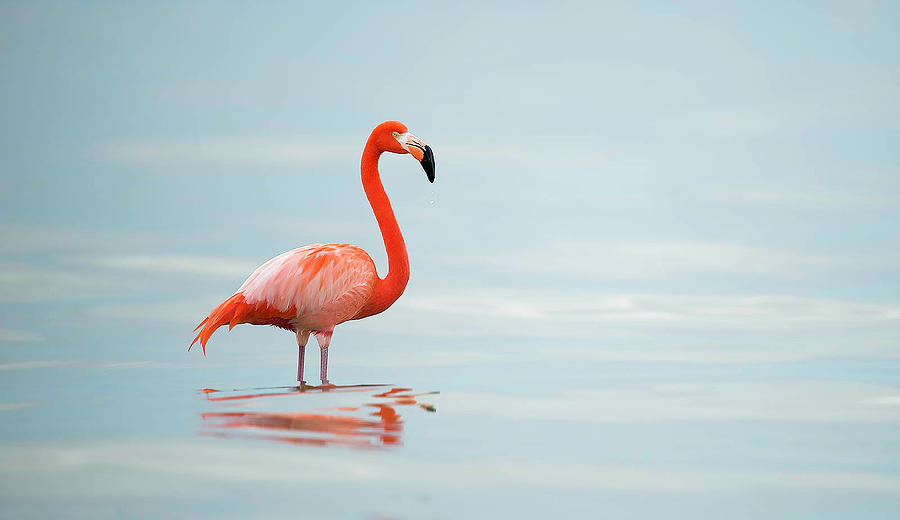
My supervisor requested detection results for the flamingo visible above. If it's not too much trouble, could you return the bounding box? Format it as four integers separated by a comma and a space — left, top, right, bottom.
191, 121, 435, 385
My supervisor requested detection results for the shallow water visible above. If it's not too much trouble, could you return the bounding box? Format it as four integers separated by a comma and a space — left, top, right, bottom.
2, 341, 899, 519
198, 384, 437, 449
3, 3, 900, 517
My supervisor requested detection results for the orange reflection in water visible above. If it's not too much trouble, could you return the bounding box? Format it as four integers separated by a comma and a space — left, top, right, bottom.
198, 384, 437, 449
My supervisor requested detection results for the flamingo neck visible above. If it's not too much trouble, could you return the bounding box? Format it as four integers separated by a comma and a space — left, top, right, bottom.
358, 142, 410, 317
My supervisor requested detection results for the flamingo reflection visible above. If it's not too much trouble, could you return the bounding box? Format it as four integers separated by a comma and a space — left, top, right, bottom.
198, 384, 436, 449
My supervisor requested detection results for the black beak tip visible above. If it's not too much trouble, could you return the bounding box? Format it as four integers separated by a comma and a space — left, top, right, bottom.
421, 145, 435, 183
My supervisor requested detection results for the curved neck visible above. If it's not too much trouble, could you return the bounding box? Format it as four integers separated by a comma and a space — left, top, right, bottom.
358, 141, 410, 317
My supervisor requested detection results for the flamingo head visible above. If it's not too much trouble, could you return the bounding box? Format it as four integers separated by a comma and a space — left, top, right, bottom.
372, 120, 435, 183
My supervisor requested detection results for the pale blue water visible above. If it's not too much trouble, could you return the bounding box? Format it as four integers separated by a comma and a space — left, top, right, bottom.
2, 336, 899, 518
2, 2, 900, 518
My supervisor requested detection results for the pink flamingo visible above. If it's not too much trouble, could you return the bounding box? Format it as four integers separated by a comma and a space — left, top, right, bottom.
191, 121, 435, 384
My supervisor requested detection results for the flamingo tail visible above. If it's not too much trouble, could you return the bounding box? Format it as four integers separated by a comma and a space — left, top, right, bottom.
190, 293, 253, 355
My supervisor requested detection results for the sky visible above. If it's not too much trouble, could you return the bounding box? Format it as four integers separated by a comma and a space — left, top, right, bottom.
0, 1, 899, 518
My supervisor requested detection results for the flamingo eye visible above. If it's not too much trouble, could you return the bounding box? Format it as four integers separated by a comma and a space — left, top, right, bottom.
391, 131, 400, 139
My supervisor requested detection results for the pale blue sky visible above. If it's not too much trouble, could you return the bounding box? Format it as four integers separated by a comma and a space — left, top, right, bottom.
1, 2, 899, 518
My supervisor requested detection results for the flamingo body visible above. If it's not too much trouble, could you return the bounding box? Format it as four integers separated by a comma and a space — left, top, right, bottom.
240, 243, 378, 330
191, 244, 377, 353
190, 121, 435, 384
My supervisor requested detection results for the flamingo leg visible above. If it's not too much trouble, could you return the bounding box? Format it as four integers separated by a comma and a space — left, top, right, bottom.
314, 329, 334, 385
296, 330, 310, 384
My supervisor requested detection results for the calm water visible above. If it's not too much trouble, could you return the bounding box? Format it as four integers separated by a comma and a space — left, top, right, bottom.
2, 333, 899, 519
3, 2, 900, 518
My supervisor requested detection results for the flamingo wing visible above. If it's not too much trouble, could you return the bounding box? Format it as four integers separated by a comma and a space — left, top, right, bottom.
191, 244, 377, 353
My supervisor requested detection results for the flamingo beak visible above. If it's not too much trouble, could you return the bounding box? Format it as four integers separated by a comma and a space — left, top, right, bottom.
394, 132, 435, 183
420, 145, 435, 183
